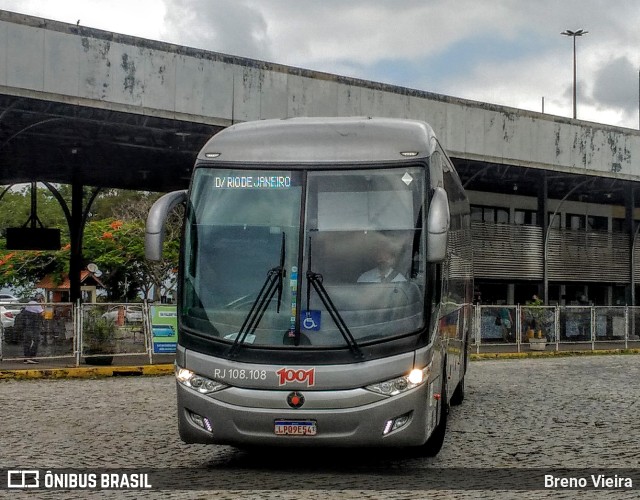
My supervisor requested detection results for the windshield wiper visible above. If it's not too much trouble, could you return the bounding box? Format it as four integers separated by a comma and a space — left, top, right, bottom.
229, 232, 285, 357
306, 236, 363, 359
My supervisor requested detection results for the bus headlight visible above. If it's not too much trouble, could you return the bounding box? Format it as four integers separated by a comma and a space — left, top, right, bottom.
175, 365, 228, 395
365, 365, 430, 396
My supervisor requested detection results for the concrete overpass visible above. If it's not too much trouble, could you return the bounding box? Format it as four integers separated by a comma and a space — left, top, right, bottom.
2, 9, 640, 305
2, 10, 639, 192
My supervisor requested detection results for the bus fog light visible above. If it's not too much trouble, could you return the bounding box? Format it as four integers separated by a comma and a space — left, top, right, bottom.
383, 412, 413, 435
383, 419, 393, 435
203, 417, 213, 432
393, 413, 411, 431
190, 411, 204, 427
189, 411, 213, 432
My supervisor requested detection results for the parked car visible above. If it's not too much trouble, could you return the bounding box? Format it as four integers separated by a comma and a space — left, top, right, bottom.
0, 305, 21, 329
1, 305, 25, 343
0, 293, 20, 303
101, 305, 144, 323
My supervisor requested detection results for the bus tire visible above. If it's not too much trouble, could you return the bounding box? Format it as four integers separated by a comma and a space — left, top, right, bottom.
450, 339, 469, 406
450, 375, 465, 406
420, 370, 448, 457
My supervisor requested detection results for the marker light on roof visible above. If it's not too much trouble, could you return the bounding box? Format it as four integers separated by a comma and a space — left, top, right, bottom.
400, 151, 419, 157
204, 152, 221, 158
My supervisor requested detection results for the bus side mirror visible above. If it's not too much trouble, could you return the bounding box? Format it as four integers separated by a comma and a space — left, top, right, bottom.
426, 187, 450, 263
145, 190, 187, 261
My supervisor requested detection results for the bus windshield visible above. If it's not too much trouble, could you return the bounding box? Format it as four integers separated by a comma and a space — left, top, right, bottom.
181, 166, 427, 349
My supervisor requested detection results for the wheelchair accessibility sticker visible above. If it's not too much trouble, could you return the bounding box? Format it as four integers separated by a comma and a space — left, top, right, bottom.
301, 310, 321, 331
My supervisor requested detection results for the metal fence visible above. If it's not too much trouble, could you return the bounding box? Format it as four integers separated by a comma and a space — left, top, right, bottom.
0, 301, 77, 363
474, 304, 640, 353
0, 301, 174, 365
2, 301, 640, 364
80, 303, 151, 365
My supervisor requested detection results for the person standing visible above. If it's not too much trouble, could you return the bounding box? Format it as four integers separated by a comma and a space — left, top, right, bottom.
577, 294, 590, 339
20, 293, 45, 364
497, 306, 513, 342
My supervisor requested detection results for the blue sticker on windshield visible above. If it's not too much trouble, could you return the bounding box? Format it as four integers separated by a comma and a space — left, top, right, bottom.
301, 310, 321, 331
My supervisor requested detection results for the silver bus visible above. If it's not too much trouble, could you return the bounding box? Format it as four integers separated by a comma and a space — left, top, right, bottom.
146, 117, 473, 455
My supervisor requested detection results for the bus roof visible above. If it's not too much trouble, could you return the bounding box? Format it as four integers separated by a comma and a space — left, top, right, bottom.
197, 117, 438, 164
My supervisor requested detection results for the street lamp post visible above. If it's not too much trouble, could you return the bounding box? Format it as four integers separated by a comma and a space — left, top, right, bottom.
561, 29, 588, 119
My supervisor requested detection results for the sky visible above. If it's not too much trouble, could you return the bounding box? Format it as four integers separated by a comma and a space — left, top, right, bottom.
1, 0, 640, 129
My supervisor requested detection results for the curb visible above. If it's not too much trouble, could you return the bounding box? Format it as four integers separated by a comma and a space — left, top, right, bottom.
0, 364, 174, 380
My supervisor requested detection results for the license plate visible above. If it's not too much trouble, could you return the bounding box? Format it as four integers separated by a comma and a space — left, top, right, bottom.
274, 420, 317, 436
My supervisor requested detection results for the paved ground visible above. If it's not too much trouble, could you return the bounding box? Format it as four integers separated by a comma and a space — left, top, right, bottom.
1, 354, 639, 499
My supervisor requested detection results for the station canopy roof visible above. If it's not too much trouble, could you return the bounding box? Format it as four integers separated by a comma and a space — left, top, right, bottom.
0, 93, 222, 192
0, 92, 631, 206
454, 159, 629, 208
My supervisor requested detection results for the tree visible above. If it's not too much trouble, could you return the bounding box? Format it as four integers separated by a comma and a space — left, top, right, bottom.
106, 194, 183, 302
82, 212, 181, 302
0, 187, 182, 301
0, 248, 66, 298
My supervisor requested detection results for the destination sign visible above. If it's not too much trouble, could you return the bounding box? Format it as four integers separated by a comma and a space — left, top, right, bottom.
215, 176, 291, 189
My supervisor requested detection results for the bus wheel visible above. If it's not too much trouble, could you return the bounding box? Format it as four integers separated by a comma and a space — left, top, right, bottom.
450, 342, 468, 406
420, 371, 448, 457
450, 375, 465, 406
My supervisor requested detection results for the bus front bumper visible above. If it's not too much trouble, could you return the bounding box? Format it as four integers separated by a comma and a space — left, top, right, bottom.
176, 381, 440, 448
